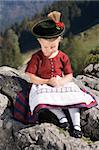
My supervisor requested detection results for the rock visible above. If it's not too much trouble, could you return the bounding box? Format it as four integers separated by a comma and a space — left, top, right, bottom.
0, 69, 30, 105
0, 65, 30, 82
76, 63, 99, 141
94, 64, 99, 72
81, 107, 99, 141
0, 119, 3, 128
84, 63, 99, 78
0, 125, 17, 150
0, 66, 19, 76
76, 75, 99, 91
0, 93, 8, 116
84, 64, 93, 73
91, 141, 99, 150
0, 64, 99, 149
76, 63, 99, 99
14, 123, 93, 150
0, 75, 21, 105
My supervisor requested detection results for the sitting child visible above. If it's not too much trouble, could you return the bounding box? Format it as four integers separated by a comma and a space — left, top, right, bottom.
16, 11, 97, 138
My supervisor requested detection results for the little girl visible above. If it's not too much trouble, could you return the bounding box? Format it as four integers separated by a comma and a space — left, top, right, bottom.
25, 11, 97, 138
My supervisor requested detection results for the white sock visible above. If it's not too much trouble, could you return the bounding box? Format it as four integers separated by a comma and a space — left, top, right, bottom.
49, 108, 68, 123
59, 117, 68, 123
69, 108, 81, 131
74, 125, 81, 131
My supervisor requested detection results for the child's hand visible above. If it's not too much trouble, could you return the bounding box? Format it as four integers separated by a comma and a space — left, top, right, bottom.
48, 76, 62, 87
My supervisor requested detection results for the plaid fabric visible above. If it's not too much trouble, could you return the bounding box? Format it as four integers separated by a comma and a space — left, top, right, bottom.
13, 82, 39, 124
13, 84, 97, 125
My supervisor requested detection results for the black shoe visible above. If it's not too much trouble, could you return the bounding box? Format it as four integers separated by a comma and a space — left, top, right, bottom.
60, 122, 69, 130
71, 129, 82, 138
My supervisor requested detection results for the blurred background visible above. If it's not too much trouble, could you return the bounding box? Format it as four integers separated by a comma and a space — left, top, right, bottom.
0, 0, 99, 76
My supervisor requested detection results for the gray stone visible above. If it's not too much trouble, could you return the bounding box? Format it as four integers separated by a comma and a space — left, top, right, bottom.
0, 65, 99, 150
0, 71, 29, 105
84, 64, 94, 73
14, 123, 93, 150
0, 127, 18, 150
0, 119, 3, 128
94, 64, 99, 71
84, 63, 99, 78
76, 75, 99, 91
81, 107, 99, 141
5, 121, 13, 130
0, 93, 8, 116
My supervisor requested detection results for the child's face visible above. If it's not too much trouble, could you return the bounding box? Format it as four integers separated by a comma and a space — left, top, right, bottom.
38, 37, 61, 57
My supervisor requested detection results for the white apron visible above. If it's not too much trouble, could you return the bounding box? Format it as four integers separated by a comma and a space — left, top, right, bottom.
29, 82, 96, 114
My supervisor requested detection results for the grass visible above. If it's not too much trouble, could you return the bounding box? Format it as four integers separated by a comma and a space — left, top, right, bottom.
22, 49, 38, 64
58, 127, 69, 137
81, 136, 94, 145
74, 24, 99, 53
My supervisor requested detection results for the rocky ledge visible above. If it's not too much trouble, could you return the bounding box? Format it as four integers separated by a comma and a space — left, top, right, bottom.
0, 64, 99, 150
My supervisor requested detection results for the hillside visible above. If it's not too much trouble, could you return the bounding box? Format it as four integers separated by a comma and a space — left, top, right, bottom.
70, 24, 99, 52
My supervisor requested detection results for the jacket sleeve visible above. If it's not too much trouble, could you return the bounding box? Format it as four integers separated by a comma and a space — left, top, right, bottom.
61, 53, 73, 75
25, 54, 38, 74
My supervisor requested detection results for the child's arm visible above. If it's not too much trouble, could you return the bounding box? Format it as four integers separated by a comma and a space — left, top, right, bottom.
26, 72, 73, 86
48, 73, 73, 87
26, 72, 49, 85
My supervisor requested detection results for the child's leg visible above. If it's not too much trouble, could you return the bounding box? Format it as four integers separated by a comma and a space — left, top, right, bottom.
49, 108, 68, 123
68, 108, 81, 131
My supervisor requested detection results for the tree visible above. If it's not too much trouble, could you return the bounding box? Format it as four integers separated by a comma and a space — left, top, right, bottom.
1, 29, 23, 68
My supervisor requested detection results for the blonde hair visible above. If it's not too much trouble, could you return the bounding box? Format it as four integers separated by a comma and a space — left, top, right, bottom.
38, 36, 63, 43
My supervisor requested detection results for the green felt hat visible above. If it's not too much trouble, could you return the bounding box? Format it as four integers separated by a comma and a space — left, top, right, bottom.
32, 11, 65, 39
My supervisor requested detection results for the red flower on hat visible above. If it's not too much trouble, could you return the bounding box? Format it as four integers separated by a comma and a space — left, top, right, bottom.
55, 22, 64, 29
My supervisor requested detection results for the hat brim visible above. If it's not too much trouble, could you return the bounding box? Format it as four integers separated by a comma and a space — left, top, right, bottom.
32, 19, 65, 39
